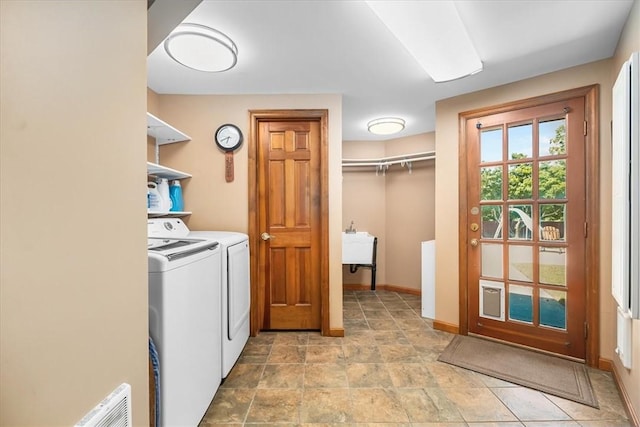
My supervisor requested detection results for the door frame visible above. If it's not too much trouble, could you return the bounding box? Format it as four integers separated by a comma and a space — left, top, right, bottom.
248, 109, 330, 336
458, 86, 600, 366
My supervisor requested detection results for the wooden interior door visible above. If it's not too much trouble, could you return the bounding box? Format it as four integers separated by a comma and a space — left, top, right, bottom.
256, 119, 322, 330
464, 96, 588, 359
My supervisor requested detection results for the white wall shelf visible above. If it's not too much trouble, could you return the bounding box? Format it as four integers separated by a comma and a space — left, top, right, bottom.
342, 151, 436, 173
147, 162, 191, 180
147, 211, 192, 218
147, 112, 191, 145
146, 113, 191, 218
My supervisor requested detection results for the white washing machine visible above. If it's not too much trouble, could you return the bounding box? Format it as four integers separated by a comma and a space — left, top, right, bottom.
147, 236, 221, 427
148, 219, 251, 378
189, 230, 250, 378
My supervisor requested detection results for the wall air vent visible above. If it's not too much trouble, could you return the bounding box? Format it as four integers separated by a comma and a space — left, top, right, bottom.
75, 383, 132, 427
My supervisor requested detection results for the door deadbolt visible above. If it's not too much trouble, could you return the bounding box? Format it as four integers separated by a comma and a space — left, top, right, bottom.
470, 223, 479, 232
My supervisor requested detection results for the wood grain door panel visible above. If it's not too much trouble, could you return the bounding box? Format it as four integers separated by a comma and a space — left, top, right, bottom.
258, 120, 321, 330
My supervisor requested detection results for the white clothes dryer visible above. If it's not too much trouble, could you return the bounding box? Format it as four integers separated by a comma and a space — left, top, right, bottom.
189, 230, 250, 378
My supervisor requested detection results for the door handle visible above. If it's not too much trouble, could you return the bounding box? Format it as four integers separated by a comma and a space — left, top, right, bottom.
261, 232, 274, 241
470, 238, 479, 247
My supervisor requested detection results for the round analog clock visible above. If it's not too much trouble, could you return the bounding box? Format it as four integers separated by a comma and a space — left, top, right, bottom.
215, 124, 243, 151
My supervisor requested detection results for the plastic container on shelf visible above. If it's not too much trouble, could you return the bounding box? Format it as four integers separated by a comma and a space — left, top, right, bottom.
169, 180, 184, 212
157, 178, 172, 212
148, 182, 162, 212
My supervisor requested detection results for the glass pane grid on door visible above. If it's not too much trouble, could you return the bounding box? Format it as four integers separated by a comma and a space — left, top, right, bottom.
478, 116, 569, 332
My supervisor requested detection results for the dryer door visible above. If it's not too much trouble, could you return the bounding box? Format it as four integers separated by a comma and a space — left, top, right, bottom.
227, 240, 250, 339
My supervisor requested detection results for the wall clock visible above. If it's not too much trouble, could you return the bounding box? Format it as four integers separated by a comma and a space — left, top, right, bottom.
214, 124, 243, 182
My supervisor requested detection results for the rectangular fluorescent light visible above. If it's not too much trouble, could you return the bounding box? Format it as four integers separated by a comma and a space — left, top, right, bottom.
366, 0, 482, 82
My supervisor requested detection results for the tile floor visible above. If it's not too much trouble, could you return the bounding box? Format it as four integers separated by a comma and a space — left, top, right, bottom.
200, 290, 632, 426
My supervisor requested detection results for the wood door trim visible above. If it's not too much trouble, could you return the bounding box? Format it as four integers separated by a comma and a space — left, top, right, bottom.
458, 85, 600, 366
248, 109, 330, 336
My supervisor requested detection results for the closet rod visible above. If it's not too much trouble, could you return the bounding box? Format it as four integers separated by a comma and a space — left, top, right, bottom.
342, 151, 435, 168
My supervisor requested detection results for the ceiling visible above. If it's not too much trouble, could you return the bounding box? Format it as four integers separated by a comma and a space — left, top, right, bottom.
147, 0, 634, 141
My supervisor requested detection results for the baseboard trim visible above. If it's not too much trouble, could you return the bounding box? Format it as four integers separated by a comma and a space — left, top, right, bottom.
342, 283, 421, 295
601, 357, 639, 426
327, 327, 345, 337
433, 320, 459, 335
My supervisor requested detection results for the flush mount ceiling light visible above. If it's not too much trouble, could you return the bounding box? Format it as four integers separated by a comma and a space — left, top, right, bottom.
365, 1, 482, 82
367, 117, 406, 135
164, 23, 238, 72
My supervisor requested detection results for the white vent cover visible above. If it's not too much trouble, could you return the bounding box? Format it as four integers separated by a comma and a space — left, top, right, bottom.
75, 383, 132, 427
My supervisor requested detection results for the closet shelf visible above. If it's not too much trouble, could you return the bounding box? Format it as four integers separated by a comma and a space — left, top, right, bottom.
342, 151, 436, 169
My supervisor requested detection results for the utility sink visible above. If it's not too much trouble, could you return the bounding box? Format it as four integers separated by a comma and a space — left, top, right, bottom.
342, 232, 375, 264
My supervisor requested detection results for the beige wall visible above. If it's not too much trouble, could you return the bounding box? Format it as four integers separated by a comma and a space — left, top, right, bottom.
342, 133, 435, 291
150, 93, 344, 328
434, 2, 639, 417
611, 0, 640, 417
0, 1, 149, 426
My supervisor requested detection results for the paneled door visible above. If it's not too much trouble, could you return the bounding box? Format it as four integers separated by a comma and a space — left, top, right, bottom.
256, 118, 322, 330
464, 96, 588, 359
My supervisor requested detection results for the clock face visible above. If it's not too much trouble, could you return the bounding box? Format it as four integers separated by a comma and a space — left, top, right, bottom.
215, 124, 243, 151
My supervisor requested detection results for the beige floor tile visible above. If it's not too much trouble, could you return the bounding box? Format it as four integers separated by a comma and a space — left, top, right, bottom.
267, 345, 306, 363
306, 345, 345, 363
372, 330, 410, 345
492, 387, 571, 421
544, 393, 629, 422
273, 332, 309, 345
238, 343, 271, 364
300, 388, 352, 423
346, 363, 393, 387
343, 319, 370, 331
366, 318, 399, 330
521, 422, 580, 426
258, 363, 304, 389
427, 362, 486, 389
245, 389, 302, 423
441, 387, 518, 422
201, 388, 255, 423
343, 344, 384, 363
387, 309, 422, 319
349, 388, 409, 422
343, 309, 366, 320
387, 363, 439, 388
395, 388, 465, 423
304, 363, 349, 388
378, 344, 422, 363
342, 329, 377, 346
221, 363, 264, 388
363, 309, 392, 319
198, 290, 630, 427
308, 334, 343, 346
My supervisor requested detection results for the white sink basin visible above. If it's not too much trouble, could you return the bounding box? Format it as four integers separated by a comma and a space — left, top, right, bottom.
342, 232, 375, 264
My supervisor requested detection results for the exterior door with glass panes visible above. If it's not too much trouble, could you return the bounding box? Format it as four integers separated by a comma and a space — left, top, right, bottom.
466, 97, 586, 359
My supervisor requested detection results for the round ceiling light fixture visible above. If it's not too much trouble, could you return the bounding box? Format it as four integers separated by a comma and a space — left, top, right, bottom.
367, 117, 406, 135
164, 23, 238, 72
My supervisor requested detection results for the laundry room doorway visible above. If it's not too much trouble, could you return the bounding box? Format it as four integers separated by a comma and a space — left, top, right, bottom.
249, 110, 330, 334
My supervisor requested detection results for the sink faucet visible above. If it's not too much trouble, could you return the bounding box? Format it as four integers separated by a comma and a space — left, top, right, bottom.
345, 221, 356, 234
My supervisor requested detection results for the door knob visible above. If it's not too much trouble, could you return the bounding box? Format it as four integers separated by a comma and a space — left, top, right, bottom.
470, 238, 479, 247
261, 232, 273, 241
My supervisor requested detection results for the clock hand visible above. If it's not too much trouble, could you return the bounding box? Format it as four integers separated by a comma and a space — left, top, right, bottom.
223, 136, 231, 144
